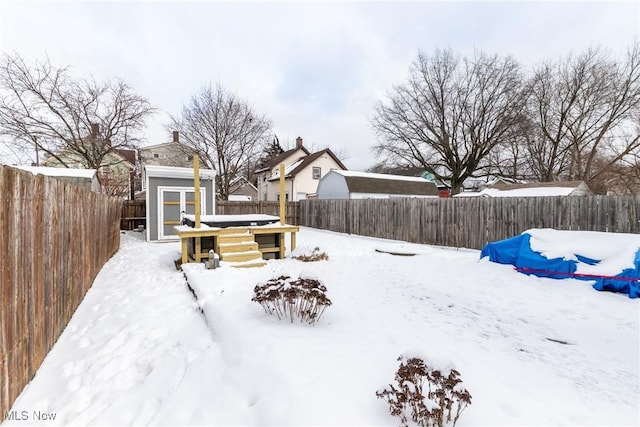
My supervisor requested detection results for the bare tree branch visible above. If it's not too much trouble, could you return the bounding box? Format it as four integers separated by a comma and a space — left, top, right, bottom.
371, 49, 526, 194
170, 83, 272, 200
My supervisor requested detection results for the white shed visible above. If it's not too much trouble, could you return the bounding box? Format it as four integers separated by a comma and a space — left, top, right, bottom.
316, 170, 439, 199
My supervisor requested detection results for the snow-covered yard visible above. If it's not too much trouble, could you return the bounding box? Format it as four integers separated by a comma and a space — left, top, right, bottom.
3, 228, 639, 426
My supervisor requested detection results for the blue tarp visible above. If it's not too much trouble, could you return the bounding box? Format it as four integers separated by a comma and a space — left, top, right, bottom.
480, 233, 640, 299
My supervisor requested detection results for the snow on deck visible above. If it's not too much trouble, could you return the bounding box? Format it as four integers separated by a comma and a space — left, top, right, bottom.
4, 229, 639, 426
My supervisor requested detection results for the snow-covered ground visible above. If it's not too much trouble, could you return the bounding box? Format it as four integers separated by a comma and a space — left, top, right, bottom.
3, 228, 639, 426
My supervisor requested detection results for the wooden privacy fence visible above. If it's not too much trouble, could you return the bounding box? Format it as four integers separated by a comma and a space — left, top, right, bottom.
0, 165, 122, 416
217, 201, 300, 225
121, 200, 146, 230
299, 196, 640, 250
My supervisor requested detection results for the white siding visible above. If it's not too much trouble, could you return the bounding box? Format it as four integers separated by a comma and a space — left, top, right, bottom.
265, 152, 346, 201
256, 148, 307, 201
290, 154, 344, 201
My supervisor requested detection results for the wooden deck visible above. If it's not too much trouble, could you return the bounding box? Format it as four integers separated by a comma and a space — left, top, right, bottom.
175, 224, 299, 265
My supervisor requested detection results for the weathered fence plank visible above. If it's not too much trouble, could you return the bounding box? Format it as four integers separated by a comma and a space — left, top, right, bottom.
299, 196, 640, 250
0, 165, 122, 417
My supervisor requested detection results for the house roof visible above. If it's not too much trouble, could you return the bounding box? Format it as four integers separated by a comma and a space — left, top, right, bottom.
42, 148, 134, 169
114, 148, 136, 166
370, 166, 451, 189
255, 146, 310, 173
455, 181, 590, 197
229, 176, 258, 193
268, 148, 347, 181
289, 149, 347, 177
333, 170, 439, 196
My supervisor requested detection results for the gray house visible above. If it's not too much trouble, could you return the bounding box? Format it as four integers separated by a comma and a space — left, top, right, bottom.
145, 165, 216, 241
316, 170, 439, 199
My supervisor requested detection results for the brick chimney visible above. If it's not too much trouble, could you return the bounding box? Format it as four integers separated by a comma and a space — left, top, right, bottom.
172, 131, 179, 142
90, 123, 100, 138
296, 136, 303, 149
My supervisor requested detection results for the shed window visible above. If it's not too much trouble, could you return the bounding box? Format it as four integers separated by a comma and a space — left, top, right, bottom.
312, 167, 321, 180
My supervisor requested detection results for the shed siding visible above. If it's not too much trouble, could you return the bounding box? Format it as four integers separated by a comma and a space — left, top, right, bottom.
147, 176, 214, 241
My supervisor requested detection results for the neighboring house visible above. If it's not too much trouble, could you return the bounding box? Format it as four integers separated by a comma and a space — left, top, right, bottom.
454, 181, 593, 197
255, 137, 347, 201
316, 170, 440, 199
228, 176, 258, 201
138, 131, 198, 168
144, 165, 216, 241
136, 131, 204, 198
374, 166, 451, 198
17, 166, 101, 193
41, 124, 135, 198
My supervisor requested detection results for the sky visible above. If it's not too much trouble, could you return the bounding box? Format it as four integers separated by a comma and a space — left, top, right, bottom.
0, 0, 638, 171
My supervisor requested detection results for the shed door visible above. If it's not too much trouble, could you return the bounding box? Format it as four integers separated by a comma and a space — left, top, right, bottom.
158, 187, 206, 240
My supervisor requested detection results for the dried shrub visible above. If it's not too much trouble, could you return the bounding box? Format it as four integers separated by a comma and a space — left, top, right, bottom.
251, 275, 332, 324
376, 354, 472, 427
292, 246, 329, 262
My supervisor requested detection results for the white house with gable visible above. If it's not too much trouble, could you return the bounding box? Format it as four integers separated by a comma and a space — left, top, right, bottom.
255, 137, 347, 201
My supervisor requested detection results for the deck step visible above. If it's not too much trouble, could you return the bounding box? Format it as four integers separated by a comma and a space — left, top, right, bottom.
217, 233, 254, 245
218, 241, 259, 252
225, 259, 268, 269
220, 250, 264, 263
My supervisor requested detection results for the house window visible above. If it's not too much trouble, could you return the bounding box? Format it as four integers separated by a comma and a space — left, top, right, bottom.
276, 192, 289, 201
187, 155, 194, 161
312, 167, 321, 180
101, 165, 111, 174
153, 153, 159, 158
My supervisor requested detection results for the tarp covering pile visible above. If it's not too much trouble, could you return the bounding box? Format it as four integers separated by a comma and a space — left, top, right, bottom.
480, 229, 640, 298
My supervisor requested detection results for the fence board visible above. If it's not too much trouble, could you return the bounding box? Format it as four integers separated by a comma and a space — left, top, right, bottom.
299, 196, 640, 250
0, 165, 122, 417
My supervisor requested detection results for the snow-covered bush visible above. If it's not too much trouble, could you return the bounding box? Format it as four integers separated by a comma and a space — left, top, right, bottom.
376, 353, 472, 427
291, 246, 329, 262
251, 275, 332, 324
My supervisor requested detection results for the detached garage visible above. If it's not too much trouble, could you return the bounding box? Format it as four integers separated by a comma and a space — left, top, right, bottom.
145, 165, 216, 241
316, 170, 439, 199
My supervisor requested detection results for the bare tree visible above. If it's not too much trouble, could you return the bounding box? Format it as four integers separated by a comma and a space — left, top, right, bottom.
0, 53, 155, 170
524, 44, 640, 190
170, 83, 273, 200
371, 49, 526, 194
